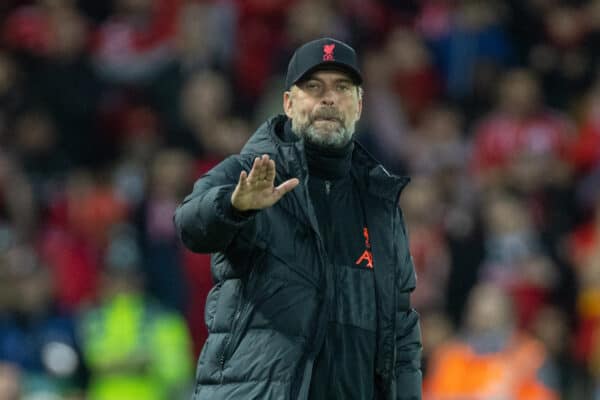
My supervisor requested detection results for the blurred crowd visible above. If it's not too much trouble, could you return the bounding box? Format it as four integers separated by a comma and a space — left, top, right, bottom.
1, 0, 600, 399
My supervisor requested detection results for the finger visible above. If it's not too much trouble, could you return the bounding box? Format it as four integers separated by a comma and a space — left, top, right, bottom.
259, 155, 270, 180
265, 159, 276, 182
274, 178, 300, 198
251, 155, 270, 184
239, 170, 248, 186
256, 155, 269, 176
234, 171, 249, 196
247, 157, 261, 182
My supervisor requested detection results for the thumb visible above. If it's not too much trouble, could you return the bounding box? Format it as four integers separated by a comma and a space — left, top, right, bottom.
274, 178, 300, 197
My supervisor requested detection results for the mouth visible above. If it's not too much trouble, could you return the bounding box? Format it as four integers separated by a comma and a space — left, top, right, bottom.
313, 117, 341, 123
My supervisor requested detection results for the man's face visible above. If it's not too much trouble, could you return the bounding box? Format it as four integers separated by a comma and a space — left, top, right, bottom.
283, 70, 362, 148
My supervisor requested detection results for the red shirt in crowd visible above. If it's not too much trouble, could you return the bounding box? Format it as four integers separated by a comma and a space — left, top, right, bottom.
471, 111, 573, 175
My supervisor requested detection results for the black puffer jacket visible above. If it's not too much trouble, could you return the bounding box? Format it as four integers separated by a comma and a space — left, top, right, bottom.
174, 115, 422, 400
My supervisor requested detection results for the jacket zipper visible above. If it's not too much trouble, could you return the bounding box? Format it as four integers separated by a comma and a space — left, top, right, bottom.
293, 238, 331, 400
291, 147, 332, 400
324, 179, 337, 393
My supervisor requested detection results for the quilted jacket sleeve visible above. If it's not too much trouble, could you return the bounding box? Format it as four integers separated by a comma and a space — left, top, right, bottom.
174, 155, 256, 253
394, 208, 423, 399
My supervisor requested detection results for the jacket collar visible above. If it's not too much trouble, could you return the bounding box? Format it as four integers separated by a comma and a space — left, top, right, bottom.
352, 141, 410, 203
241, 115, 410, 202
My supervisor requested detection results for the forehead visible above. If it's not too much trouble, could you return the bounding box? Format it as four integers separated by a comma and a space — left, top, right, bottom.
302, 69, 355, 83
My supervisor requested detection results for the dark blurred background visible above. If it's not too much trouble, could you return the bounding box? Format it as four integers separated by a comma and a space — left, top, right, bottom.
0, 0, 599, 399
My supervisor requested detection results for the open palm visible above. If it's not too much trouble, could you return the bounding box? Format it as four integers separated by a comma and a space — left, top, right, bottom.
231, 154, 299, 212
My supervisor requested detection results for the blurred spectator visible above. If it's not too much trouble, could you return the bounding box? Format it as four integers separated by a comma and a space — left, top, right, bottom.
503, 0, 551, 65
400, 176, 451, 313
39, 224, 99, 312
568, 194, 600, 395
137, 149, 193, 313
77, 224, 193, 400
531, 306, 583, 398
0, 152, 36, 242
146, 0, 237, 136
471, 69, 573, 192
11, 110, 69, 203
386, 27, 442, 124
419, 310, 453, 376
416, 105, 477, 235
568, 195, 600, 276
427, 0, 514, 102
571, 240, 600, 398
424, 283, 559, 399
175, 70, 251, 161
357, 48, 410, 174
417, 0, 506, 123
62, 170, 128, 249
111, 105, 162, 208
285, 0, 347, 47
405, 104, 468, 177
528, 4, 596, 109
177, 70, 231, 152
0, 362, 20, 400
0, 226, 15, 314
173, 1, 235, 73
402, 104, 483, 324
232, 0, 298, 103
0, 244, 85, 398
0, 50, 24, 142
91, 0, 181, 84
24, 2, 104, 166
40, 169, 128, 311
480, 191, 559, 327
471, 68, 579, 249
3, 1, 55, 57
415, 0, 455, 42
571, 82, 600, 176
134, 148, 212, 354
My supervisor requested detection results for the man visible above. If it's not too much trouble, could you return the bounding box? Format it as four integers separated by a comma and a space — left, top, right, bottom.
79, 225, 193, 400
175, 37, 422, 400
424, 283, 558, 399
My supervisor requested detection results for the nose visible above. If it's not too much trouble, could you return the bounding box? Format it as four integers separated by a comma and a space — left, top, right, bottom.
320, 88, 336, 106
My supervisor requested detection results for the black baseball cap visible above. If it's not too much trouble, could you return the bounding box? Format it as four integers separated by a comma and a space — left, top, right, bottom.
285, 37, 362, 89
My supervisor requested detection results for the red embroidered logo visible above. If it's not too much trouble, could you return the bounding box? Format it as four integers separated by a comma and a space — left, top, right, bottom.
355, 227, 374, 269
323, 43, 335, 61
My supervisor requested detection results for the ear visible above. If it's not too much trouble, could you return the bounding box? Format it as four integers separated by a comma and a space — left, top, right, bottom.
356, 96, 363, 120
283, 91, 293, 118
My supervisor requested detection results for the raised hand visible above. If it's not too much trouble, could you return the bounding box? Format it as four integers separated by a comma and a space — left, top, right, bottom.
231, 154, 300, 212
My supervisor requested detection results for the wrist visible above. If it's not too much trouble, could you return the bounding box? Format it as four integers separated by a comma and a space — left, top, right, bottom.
231, 199, 249, 213
226, 191, 256, 220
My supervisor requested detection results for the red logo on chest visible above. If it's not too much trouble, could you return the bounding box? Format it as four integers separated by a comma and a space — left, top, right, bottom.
355, 227, 374, 268
323, 44, 335, 61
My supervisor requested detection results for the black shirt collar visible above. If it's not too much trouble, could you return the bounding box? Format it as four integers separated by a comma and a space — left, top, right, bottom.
284, 119, 353, 180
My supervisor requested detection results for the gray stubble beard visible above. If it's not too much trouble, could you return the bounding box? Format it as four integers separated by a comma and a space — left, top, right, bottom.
291, 118, 356, 149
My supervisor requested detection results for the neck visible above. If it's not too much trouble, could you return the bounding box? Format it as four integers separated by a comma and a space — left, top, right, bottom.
303, 135, 353, 179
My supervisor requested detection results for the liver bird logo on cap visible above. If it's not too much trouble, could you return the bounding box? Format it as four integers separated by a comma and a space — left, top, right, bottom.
323, 43, 335, 61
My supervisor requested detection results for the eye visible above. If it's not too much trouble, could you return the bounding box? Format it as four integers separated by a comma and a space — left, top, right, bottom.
304, 81, 322, 91
337, 83, 351, 91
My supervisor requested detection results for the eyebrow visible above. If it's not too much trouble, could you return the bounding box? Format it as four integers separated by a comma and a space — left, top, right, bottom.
304, 77, 355, 85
